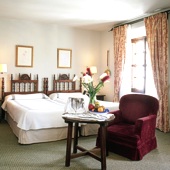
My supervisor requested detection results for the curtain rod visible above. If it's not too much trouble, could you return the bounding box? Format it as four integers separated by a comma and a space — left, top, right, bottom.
109, 8, 170, 31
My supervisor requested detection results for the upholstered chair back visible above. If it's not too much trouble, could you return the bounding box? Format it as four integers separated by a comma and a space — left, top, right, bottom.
119, 94, 159, 124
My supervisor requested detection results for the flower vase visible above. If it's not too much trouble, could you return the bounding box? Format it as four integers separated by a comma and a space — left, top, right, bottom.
88, 94, 96, 110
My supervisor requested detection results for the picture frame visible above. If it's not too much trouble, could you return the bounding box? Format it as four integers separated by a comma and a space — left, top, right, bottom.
16, 45, 33, 67
57, 48, 72, 68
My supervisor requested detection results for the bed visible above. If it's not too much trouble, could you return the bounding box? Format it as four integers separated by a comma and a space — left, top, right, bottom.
47, 74, 119, 136
1, 73, 82, 144
49, 92, 119, 136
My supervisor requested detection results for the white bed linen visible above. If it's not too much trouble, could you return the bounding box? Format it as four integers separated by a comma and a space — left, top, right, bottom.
49, 92, 119, 112
6, 113, 70, 144
49, 92, 119, 136
50, 93, 90, 112
2, 94, 67, 130
96, 100, 119, 112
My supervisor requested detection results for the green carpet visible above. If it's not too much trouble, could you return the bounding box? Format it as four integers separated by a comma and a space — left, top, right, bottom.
0, 121, 170, 170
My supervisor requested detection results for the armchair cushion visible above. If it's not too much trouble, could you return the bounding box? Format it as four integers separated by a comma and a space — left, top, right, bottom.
107, 123, 140, 147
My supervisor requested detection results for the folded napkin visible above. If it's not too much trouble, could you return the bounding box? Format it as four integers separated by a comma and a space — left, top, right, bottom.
62, 112, 114, 121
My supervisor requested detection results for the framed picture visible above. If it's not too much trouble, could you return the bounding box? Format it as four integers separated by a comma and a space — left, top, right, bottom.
16, 45, 33, 67
57, 48, 72, 68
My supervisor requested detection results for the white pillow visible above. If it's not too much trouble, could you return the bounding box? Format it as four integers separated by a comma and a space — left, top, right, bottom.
1, 93, 48, 111
12, 93, 48, 100
58, 92, 83, 100
49, 93, 58, 100
49, 93, 83, 100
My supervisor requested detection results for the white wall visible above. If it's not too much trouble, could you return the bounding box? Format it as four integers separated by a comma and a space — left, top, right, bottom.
0, 16, 169, 104
0, 18, 115, 99
99, 31, 114, 101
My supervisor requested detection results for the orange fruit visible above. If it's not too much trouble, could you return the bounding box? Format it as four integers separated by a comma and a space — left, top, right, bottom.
98, 106, 104, 112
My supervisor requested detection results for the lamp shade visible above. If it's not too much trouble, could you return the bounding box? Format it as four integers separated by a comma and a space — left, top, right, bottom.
0, 64, 7, 73
90, 66, 97, 74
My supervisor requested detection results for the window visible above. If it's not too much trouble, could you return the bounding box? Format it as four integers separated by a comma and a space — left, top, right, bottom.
120, 23, 157, 99
131, 36, 147, 93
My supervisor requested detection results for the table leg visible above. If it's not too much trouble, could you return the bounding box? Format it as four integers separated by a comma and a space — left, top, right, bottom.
100, 124, 107, 170
73, 122, 79, 153
65, 122, 73, 167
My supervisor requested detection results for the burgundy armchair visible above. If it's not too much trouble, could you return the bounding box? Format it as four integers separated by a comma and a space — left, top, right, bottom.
96, 94, 159, 160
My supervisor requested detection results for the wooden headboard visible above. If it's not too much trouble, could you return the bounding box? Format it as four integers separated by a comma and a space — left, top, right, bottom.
1, 73, 82, 100
2, 74, 41, 100
46, 74, 82, 95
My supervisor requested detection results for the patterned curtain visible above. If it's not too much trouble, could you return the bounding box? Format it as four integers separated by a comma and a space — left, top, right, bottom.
113, 25, 128, 102
144, 13, 170, 132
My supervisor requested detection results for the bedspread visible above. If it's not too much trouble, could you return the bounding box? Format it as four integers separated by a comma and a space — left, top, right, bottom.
2, 94, 67, 130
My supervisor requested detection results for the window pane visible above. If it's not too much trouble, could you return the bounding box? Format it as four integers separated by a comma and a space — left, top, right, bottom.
131, 37, 146, 93
132, 66, 145, 77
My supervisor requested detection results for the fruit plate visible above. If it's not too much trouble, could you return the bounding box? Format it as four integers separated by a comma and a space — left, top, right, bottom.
89, 109, 109, 114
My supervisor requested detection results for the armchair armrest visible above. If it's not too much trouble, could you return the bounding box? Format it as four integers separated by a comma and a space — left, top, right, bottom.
108, 110, 122, 126
135, 114, 157, 141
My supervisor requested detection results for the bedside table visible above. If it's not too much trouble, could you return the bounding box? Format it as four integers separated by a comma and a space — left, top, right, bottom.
0, 99, 5, 122
96, 94, 105, 101
0, 99, 3, 121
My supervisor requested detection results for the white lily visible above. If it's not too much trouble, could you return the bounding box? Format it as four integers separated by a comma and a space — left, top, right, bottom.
82, 74, 93, 84
73, 75, 78, 82
100, 73, 107, 79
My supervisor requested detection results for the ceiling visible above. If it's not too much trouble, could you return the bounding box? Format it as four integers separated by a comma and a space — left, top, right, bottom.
0, 0, 170, 31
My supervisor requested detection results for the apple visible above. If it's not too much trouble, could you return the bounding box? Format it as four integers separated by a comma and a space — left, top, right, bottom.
88, 104, 95, 111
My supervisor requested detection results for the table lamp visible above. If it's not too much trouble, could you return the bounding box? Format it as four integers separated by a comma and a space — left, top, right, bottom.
90, 66, 97, 75
0, 64, 7, 74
